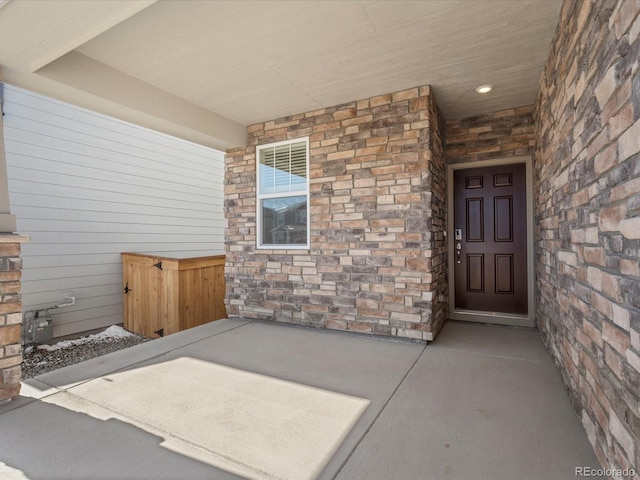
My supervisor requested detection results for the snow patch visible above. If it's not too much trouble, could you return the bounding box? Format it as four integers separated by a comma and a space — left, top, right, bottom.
95, 325, 135, 339
36, 325, 135, 351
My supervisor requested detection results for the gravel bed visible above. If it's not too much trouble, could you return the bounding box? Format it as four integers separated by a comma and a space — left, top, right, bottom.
22, 331, 150, 379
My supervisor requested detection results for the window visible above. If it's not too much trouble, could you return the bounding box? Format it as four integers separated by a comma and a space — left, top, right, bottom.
256, 137, 309, 249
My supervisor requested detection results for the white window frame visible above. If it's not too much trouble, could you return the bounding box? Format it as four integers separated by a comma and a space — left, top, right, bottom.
256, 137, 310, 249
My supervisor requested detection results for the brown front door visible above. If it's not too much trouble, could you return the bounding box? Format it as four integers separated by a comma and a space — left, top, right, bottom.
453, 164, 527, 314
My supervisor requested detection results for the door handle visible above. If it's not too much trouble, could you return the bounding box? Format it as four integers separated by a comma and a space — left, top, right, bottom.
456, 242, 462, 264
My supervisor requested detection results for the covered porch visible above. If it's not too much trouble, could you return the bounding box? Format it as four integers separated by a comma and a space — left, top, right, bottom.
0, 1, 637, 477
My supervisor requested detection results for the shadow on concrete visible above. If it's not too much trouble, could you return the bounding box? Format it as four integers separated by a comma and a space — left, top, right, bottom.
0, 398, 242, 480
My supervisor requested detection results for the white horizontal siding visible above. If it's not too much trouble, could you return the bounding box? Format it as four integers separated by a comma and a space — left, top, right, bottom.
4, 84, 226, 338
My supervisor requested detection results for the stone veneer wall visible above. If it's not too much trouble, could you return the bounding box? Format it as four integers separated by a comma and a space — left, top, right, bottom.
225, 86, 447, 340
0, 235, 28, 403
535, 0, 639, 475
445, 105, 536, 164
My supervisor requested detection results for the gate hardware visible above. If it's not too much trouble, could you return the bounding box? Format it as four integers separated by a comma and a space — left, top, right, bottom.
124, 282, 131, 294
154, 328, 164, 337
153, 261, 163, 270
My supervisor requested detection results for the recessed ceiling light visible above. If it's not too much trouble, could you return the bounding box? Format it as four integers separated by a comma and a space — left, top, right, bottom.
475, 85, 493, 94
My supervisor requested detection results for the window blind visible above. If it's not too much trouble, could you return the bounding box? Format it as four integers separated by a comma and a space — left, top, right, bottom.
259, 140, 307, 195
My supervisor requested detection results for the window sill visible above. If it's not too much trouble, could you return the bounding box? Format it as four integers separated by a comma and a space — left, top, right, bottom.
256, 245, 310, 250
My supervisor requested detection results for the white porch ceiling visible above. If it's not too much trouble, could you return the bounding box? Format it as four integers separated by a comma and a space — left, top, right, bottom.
0, 0, 561, 151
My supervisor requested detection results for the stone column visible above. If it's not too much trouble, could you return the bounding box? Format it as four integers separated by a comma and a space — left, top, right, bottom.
0, 235, 27, 404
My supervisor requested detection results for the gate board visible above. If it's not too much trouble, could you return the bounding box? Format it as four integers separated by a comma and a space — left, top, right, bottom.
453, 164, 528, 314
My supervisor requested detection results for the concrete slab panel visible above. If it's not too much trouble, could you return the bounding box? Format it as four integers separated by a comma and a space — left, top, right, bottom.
71, 321, 426, 480
336, 345, 602, 480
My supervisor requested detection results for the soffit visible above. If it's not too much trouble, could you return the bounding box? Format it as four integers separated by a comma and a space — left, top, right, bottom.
0, 0, 562, 149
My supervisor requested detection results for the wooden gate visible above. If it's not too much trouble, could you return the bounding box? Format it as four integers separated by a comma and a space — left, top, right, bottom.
122, 253, 226, 338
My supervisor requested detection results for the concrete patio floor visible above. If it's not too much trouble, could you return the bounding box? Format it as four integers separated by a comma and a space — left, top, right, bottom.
0, 319, 602, 480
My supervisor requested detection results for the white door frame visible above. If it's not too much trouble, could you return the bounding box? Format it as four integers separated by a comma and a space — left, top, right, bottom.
447, 155, 535, 328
